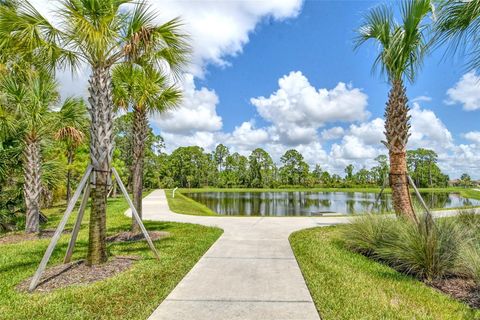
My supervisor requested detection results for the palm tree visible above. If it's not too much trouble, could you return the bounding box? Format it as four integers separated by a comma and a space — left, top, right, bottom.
113, 65, 183, 232
0, 69, 59, 233
435, 0, 480, 70
0, 0, 189, 264
355, 0, 434, 222
54, 98, 89, 203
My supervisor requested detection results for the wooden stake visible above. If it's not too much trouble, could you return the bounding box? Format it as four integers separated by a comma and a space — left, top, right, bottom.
64, 182, 91, 264
407, 174, 431, 218
29, 165, 93, 292
111, 167, 160, 260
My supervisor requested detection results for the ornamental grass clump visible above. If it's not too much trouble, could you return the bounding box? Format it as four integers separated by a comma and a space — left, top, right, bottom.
340, 215, 396, 256
376, 215, 465, 281
341, 214, 472, 281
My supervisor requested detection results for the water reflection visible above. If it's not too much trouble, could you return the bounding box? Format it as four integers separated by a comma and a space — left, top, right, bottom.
183, 191, 480, 216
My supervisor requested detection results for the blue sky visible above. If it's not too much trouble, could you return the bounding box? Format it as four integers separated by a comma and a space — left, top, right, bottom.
35, 0, 480, 178
199, 0, 473, 137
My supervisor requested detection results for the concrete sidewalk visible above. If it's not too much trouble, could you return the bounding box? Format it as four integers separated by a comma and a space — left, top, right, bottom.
131, 190, 350, 320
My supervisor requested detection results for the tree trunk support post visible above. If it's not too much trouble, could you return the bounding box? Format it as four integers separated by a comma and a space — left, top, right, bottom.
407, 174, 433, 227
111, 167, 160, 260
64, 182, 91, 264
28, 165, 93, 292
369, 173, 388, 214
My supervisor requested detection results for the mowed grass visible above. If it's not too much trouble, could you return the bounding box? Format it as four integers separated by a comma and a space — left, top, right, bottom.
165, 189, 217, 216
290, 227, 479, 320
0, 197, 222, 320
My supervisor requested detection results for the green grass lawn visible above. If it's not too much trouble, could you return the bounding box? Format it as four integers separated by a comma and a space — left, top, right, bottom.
290, 227, 479, 320
165, 189, 217, 216
0, 197, 222, 320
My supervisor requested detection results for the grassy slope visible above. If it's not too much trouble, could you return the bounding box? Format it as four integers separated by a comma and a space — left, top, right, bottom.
165, 189, 217, 216
0, 197, 222, 320
290, 227, 479, 320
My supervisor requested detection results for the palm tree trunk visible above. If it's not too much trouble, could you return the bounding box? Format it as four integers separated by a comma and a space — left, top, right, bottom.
66, 148, 74, 203
86, 66, 114, 265
131, 107, 148, 233
23, 137, 42, 233
384, 79, 417, 223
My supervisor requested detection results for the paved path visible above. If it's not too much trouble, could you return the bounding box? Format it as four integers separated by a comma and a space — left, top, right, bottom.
129, 190, 348, 320
132, 190, 471, 320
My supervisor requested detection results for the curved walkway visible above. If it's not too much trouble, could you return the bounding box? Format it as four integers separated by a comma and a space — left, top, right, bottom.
130, 190, 347, 320
135, 190, 468, 320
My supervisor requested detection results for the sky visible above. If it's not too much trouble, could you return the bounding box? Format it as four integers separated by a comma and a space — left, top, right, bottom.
32, 0, 480, 179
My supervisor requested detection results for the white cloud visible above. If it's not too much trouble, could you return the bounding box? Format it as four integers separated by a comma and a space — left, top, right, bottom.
464, 131, 480, 145
250, 71, 369, 145
152, 74, 222, 134
446, 71, 480, 111
321, 127, 345, 140
409, 103, 453, 150
412, 95, 432, 103
148, 0, 302, 76
225, 121, 269, 150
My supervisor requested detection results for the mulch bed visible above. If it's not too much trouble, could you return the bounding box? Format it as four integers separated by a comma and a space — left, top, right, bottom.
17, 256, 140, 293
106, 231, 170, 243
430, 277, 480, 309
0, 229, 71, 245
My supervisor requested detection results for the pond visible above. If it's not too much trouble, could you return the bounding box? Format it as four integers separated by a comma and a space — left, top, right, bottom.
183, 191, 480, 216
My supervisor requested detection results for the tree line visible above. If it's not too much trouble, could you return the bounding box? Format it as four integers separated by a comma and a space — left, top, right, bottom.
135, 142, 450, 189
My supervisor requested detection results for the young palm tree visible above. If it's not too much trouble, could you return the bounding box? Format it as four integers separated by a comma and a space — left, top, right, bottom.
435, 0, 480, 70
0, 69, 59, 233
0, 0, 189, 264
355, 0, 434, 222
54, 98, 89, 203
113, 64, 182, 232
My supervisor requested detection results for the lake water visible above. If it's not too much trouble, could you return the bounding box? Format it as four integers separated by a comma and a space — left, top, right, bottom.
183, 191, 480, 216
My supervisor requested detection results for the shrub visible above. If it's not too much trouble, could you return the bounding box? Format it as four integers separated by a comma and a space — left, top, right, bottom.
341, 214, 470, 281
459, 244, 480, 285
340, 215, 397, 256
376, 215, 464, 281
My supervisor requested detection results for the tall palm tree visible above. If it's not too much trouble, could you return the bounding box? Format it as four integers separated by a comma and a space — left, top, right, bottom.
54, 98, 89, 203
435, 0, 480, 70
0, 0, 189, 264
355, 0, 434, 222
0, 69, 59, 233
113, 65, 183, 232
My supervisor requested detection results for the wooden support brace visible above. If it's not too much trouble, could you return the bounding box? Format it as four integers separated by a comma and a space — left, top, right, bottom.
111, 167, 160, 260
64, 182, 91, 264
29, 165, 93, 292
407, 174, 431, 218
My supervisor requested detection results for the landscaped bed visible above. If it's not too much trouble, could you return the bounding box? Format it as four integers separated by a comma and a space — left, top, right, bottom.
290, 225, 480, 320
0, 197, 222, 320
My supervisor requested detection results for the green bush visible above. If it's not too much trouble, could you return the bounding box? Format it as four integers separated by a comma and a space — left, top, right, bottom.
341, 214, 473, 281
376, 215, 464, 281
340, 215, 396, 255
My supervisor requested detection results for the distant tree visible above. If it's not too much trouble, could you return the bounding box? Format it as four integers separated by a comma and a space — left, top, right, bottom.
249, 148, 274, 188
344, 164, 355, 181
460, 173, 472, 188
214, 144, 230, 172
279, 149, 309, 185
